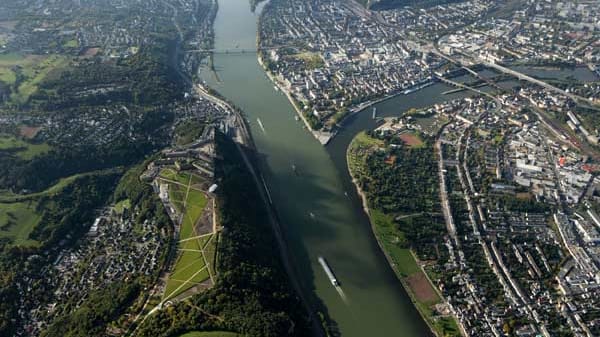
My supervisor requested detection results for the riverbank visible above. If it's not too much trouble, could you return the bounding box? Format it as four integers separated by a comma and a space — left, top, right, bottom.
346, 132, 462, 337
256, 52, 450, 146
197, 81, 328, 337
257, 53, 335, 145
204, 0, 437, 334
257, 51, 440, 146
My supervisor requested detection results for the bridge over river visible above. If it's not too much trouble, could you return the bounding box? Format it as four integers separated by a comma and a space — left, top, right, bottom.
186, 45, 292, 54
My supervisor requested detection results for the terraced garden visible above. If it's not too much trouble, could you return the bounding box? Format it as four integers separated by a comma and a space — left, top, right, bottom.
158, 169, 218, 301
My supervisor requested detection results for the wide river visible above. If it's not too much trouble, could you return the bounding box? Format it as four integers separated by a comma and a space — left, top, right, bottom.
198, 0, 596, 336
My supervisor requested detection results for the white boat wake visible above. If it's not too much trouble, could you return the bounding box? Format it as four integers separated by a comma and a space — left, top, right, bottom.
335, 285, 349, 305
257, 118, 266, 134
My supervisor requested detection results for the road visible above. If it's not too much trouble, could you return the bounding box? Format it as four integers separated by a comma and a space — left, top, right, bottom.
436, 136, 459, 249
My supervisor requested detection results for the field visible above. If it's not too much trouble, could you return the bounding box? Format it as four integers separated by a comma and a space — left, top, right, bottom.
0, 169, 116, 203
81, 47, 100, 58
0, 53, 68, 104
160, 168, 194, 185
412, 114, 449, 135
13, 54, 68, 104
0, 200, 41, 247
371, 202, 460, 337
292, 51, 324, 69
160, 169, 217, 300
63, 39, 79, 48
19, 125, 42, 139
347, 131, 385, 175
114, 198, 131, 214
0, 169, 118, 247
406, 272, 438, 303
179, 332, 239, 337
0, 135, 51, 160
370, 210, 420, 276
399, 132, 424, 148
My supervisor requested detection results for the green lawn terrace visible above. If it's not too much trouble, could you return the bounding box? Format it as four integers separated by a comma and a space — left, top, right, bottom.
153, 165, 220, 303
137, 128, 220, 303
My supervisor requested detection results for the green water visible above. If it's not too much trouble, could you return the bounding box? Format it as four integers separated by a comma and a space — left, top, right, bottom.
197, 2, 600, 336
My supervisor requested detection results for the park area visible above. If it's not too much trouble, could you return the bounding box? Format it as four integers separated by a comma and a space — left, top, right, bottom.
348, 132, 461, 337
158, 168, 218, 301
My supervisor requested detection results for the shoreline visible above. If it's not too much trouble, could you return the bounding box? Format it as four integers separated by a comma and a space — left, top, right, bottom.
256, 48, 438, 146
345, 136, 461, 337
196, 71, 327, 337
257, 53, 335, 145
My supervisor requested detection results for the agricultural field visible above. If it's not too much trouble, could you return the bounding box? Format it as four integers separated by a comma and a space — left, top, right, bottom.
159, 169, 218, 301
0, 135, 51, 160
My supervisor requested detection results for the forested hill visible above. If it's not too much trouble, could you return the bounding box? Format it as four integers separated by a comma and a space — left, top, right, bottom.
134, 133, 311, 337
368, 0, 464, 10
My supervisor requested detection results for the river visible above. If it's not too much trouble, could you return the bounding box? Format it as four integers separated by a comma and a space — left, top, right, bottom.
200, 1, 437, 336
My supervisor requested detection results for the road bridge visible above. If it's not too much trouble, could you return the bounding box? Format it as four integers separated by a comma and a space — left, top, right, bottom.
187, 49, 257, 54
186, 45, 294, 54
436, 75, 495, 100
483, 61, 593, 105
